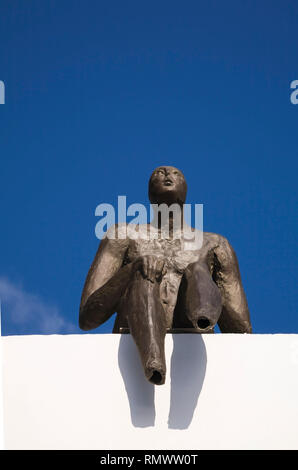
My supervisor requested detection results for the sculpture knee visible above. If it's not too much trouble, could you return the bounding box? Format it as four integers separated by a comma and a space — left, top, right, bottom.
126, 269, 161, 303
182, 261, 222, 331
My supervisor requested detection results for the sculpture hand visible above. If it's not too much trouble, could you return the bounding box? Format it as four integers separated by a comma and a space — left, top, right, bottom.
134, 255, 166, 283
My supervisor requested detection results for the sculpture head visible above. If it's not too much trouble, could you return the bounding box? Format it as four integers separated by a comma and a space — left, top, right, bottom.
148, 166, 187, 206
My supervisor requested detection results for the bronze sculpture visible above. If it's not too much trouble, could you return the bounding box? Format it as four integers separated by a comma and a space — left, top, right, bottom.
79, 166, 252, 385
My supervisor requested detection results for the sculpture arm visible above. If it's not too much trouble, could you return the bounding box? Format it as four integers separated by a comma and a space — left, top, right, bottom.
79, 226, 133, 330
213, 237, 252, 333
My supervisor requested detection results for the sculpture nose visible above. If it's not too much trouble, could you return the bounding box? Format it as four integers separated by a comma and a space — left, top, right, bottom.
164, 170, 173, 182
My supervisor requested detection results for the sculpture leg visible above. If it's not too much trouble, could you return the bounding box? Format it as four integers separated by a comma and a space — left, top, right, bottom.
120, 271, 167, 385
173, 261, 222, 332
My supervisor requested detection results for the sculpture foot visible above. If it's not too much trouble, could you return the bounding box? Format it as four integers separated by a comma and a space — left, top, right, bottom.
145, 360, 166, 385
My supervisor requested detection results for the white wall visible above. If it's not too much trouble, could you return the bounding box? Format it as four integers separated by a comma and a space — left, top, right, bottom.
2, 333, 298, 450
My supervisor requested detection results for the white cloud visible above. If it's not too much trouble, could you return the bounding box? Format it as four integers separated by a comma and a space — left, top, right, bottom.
0, 277, 77, 335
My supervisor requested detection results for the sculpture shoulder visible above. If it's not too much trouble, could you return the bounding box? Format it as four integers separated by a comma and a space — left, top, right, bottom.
202, 231, 231, 248
101, 223, 130, 251
203, 232, 237, 262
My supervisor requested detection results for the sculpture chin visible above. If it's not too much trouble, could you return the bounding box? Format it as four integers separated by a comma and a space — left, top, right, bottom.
149, 181, 187, 206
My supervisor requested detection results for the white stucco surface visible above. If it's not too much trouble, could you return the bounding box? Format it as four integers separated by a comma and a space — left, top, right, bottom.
2, 333, 298, 450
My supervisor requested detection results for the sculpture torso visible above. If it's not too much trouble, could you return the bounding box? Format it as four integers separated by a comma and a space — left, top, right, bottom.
119, 224, 221, 328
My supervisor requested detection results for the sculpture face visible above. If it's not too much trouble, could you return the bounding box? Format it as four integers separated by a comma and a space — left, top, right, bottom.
148, 166, 187, 206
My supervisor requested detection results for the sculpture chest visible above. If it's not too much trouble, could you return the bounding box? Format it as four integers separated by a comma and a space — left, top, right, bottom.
126, 236, 201, 327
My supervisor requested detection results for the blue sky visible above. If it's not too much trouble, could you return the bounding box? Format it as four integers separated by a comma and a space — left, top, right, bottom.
0, 0, 297, 335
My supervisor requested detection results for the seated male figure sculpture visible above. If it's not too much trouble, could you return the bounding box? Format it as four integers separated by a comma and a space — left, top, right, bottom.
79, 166, 252, 385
